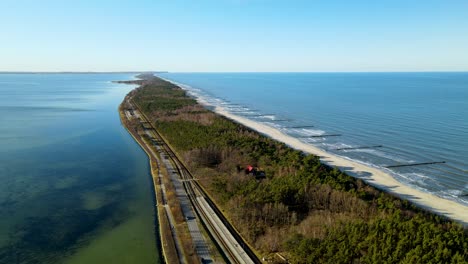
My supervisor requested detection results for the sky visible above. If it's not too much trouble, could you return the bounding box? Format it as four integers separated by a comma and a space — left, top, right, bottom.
1, 0, 468, 72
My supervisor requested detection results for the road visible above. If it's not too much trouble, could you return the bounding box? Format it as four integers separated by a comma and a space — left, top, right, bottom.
125, 96, 260, 263
154, 141, 213, 262
130, 100, 260, 264
135, 121, 186, 263
197, 197, 255, 263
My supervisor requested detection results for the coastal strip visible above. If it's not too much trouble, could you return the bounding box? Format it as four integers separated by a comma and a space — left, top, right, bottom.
124, 78, 260, 263
119, 99, 182, 263
131, 75, 466, 262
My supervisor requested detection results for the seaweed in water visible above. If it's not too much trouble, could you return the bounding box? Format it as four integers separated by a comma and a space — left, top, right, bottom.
0, 202, 129, 264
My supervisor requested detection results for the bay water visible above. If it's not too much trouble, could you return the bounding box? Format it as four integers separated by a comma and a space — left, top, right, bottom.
0, 74, 161, 264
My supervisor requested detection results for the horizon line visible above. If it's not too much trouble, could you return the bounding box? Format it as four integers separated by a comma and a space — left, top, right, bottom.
1, 70, 468, 74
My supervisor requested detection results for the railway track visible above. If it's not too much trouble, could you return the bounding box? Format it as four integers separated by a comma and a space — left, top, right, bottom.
131, 99, 260, 264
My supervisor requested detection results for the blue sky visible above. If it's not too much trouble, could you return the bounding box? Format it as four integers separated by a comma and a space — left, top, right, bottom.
1, 0, 467, 72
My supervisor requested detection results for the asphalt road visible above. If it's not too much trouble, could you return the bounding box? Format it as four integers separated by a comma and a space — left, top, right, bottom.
133, 102, 257, 264
155, 140, 214, 262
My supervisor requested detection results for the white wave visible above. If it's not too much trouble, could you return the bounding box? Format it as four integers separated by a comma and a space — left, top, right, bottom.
322, 142, 354, 149
445, 189, 464, 196
288, 128, 325, 136
396, 172, 434, 187
302, 128, 326, 136
341, 157, 426, 189
256, 114, 276, 120
317, 142, 415, 168
227, 107, 251, 112
347, 148, 413, 163
238, 111, 257, 115
329, 153, 387, 173
301, 137, 325, 143
262, 121, 284, 129
433, 190, 468, 206
232, 106, 250, 110
403, 172, 430, 180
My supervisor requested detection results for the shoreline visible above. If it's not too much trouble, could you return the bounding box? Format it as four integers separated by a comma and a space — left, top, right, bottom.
118, 98, 181, 264
161, 78, 468, 226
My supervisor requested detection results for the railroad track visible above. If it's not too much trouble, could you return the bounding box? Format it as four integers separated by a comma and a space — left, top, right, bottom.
130, 99, 260, 264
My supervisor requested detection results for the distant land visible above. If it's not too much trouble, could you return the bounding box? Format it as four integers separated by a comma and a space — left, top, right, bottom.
0, 71, 168, 74
2, 71, 468, 75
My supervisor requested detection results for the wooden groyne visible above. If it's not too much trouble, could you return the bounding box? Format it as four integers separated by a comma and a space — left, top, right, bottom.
385, 161, 446, 169
229, 109, 259, 112
287, 125, 315, 128
336, 145, 383, 151
299, 134, 342, 138
247, 113, 275, 117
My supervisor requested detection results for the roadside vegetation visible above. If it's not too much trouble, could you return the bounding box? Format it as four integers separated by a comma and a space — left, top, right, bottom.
130, 76, 467, 263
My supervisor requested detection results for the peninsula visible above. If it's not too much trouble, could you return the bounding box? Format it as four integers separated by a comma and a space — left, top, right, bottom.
120, 74, 467, 263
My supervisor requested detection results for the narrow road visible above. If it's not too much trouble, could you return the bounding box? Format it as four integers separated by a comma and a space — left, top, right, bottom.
124, 108, 186, 263
130, 99, 259, 264
154, 141, 214, 262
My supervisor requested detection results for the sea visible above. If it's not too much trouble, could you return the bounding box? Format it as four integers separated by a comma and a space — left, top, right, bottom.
0, 74, 161, 264
159, 72, 468, 207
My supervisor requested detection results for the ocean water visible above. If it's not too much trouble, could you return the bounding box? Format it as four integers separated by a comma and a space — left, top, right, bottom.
159, 72, 468, 207
0, 74, 161, 263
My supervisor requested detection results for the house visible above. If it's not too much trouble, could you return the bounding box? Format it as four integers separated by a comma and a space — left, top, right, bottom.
243, 164, 266, 179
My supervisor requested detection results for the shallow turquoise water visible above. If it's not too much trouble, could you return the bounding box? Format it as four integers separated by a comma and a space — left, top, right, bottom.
0, 74, 161, 263
160, 72, 468, 206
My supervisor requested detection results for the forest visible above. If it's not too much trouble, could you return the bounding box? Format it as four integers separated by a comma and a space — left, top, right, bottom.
130, 76, 467, 263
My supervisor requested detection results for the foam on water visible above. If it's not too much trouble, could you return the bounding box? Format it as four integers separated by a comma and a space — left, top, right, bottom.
256, 114, 276, 120
321, 142, 354, 149
261, 121, 284, 129
397, 172, 434, 187
238, 110, 257, 114
345, 148, 413, 164
288, 128, 326, 136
